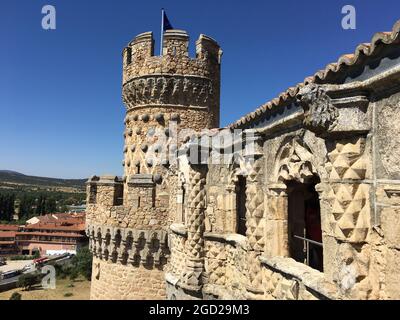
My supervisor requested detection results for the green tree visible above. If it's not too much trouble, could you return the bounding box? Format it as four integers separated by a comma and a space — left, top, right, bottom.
45, 197, 57, 213
9, 292, 22, 300
69, 268, 79, 282
35, 194, 46, 215
0, 193, 15, 221
19, 194, 35, 220
17, 273, 40, 291
73, 246, 92, 280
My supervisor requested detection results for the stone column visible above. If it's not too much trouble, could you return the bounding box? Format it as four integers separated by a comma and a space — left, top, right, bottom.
180, 164, 207, 292
176, 187, 184, 223
243, 130, 265, 252
224, 184, 237, 233
324, 136, 372, 298
265, 183, 289, 257
324, 136, 370, 243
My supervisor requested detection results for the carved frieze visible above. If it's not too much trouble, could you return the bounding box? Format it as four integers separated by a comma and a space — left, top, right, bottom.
122, 74, 215, 109
86, 224, 169, 267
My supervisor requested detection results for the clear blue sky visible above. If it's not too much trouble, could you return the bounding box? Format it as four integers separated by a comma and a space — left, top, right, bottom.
0, 0, 399, 178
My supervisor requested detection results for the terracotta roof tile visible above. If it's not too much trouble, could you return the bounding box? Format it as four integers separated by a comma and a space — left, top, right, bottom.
0, 231, 16, 238
0, 225, 19, 231
25, 223, 86, 232
16, 231, 84, 238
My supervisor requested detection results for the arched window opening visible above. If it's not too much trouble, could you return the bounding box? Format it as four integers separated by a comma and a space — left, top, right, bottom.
287, 179, 323, 272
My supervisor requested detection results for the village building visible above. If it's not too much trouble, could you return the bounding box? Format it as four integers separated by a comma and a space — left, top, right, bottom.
86, 20, 400, 300
0, 213, 87, 257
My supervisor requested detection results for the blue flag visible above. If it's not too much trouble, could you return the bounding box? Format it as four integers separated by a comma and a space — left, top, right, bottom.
163, 10, 173, 31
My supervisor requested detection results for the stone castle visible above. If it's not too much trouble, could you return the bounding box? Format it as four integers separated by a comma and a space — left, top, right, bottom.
86, 20, 400, 300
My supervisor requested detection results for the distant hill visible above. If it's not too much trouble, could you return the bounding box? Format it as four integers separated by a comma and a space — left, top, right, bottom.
0, 170, 86, 191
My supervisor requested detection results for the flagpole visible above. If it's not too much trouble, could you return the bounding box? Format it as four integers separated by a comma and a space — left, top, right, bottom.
160, 8, 164, 56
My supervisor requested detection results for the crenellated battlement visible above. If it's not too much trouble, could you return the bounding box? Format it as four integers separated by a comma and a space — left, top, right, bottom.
122, 30, 222, 84
86, 175, 124, 207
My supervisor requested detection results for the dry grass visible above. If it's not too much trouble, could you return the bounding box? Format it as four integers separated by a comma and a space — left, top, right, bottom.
0, 277, 90, 300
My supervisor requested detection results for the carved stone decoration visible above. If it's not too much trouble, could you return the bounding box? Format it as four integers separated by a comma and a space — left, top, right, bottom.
181, 164, 207, 291
205, 241, 226, 286
246, 252, 263, 294
86, 224, 169, 267
333, 243, 372, 299
297, 84, 338, 135
122, 75, 214, 109
242, 131, 265, 251
324, 137, 370, 243
325, 183, 370, 243
277, 138, 318, 184
325, 137, 367, 181
245, 182, 265, 251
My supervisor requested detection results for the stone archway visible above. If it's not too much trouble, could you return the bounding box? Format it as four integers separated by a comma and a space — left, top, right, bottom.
273, 137, 323, 271
265, 137, 323, 259
224, 161, 246, 234
276, 137, 318, 184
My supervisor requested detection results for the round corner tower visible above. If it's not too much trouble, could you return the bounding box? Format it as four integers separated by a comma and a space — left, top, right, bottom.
122, 30, 222, 171
86, 29, 222, 300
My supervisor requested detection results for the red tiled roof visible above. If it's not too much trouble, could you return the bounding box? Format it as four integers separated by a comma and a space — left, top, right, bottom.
0, 224, 20, 231
16, 231, 84, 238
41, 213, 84, 219
25, 223, 86, 232
230, 19, 400, 128
32, 213, 85, 224
0, 231, 16, 238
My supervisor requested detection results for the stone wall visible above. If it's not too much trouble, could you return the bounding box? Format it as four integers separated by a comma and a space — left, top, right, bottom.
167, 69, 400, 300
90, 257, 166, 300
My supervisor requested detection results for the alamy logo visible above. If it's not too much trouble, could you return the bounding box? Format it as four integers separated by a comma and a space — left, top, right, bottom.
41, 265, 56, 289
41, 5, 56, 30
341, 5, 356, 30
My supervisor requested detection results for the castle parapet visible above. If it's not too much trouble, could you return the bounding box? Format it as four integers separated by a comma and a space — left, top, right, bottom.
123, 31, 154, 68
122, 30, 222, 85
86, 175, 124, 207
196, 34, 222, 65
163, 29, 189, 56
125, 174, 155, 208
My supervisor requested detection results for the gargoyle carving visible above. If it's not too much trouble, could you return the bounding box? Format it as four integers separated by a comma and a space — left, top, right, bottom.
296, 84, 338, 135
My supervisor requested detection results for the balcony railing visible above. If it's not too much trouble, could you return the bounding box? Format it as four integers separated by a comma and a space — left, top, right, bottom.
293, 234, 323, 267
